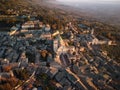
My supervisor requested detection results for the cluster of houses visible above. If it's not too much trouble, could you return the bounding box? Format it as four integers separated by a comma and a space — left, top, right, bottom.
0, 19, 119, 90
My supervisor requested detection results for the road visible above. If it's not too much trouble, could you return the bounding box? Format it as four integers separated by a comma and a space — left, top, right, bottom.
13, 68, 37, 90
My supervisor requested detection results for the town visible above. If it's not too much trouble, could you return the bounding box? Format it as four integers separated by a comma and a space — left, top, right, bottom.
0, 17, 120, 90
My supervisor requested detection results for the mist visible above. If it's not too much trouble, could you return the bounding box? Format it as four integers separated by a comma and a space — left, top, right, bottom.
57, 0, 120, 4
56, 0, 120, 26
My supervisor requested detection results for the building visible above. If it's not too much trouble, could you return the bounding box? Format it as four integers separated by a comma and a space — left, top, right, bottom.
25, 34, 33, 39
80, 47, 85, 52
40, 33, 52, 40
47, 67, 58, 78
65, 26, 69, 30
21, 29, 29, 33
39, 22, 43, 28
53, 39, 59, 52
45, 24, 51, 32
19, 52, 28, 63
78, 24, 89, 29
91, 28, 94, 35
22, 21, 34, 29
10, 26, 19, 31
0, 58, 9, 65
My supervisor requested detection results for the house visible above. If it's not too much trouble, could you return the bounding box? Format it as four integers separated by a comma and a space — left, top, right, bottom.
78, 24, 89, 29
68, 55, 76, 62
108, 40, 117, 46
79, 47, 85, 52
60, 78, 71, 86
60, 54, 68, 66
102, 51, 107, 56
57, 46, 68, 55
91, 38, 99, 45
19, 52, 28, 63
63, 86, 72, 90
67, 73, 77, 84
0, 73, 11, 79
82, 29, 90, 34
55, 83, 63, 89
47, 53, 53, 62
39, 22, 44, 28
65, 26, 69, 30
32, 87, 37, 90
91, 28, 94, 35
9, 70, 14, 77
55, 71, 66, 82
9, 30, 17, 36
9, 63, 19, 69
22, 24, 30, 29
40, 33, 52, 40
37, 86, 43, 90
21, 29, 29, 33
45, 24, 51, 32
25, 34, 33, 39
34, 22, 40, 29
33, 20, 39, 24
67, 46, 75, 52
10, 26, 19, 31
47, 67, 58, 78
53, 39, 59, 52
22, 21, 34, 29
0, 58, 9, 65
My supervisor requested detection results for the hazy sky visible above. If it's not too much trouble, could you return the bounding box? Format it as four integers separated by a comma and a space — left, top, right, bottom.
58, 0, 120, 3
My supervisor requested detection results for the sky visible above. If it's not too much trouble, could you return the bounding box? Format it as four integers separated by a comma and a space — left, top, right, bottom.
57, 0, 120, 3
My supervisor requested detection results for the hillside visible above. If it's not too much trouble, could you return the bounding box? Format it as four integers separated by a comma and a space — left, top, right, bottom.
0, 0, 71, 31
0, 0, 31, 12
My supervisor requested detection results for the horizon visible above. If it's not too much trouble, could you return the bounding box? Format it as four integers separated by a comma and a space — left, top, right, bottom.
57, 0, 120, 4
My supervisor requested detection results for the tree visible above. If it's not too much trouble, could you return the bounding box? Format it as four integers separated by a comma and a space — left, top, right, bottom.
0, 83, 12, 90
26, 51, 35, 63
3, 65, 11, 72
13, 69, 29, 80
40, 50, 48, 61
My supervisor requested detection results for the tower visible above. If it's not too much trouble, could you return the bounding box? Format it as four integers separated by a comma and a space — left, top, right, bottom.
91, 28, 94, 35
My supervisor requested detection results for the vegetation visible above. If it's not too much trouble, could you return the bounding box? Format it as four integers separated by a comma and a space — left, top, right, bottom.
3, 65, 11, 72
0, 77, 18, 90
101, 45, 120, 63
35, 73, 56, 90
40, 50, 48, 61
91, 22, 120, 41
13, 69, 30, 80
0, 0, 71, 31
0, 0, 31, 13
26, 51, 35, 63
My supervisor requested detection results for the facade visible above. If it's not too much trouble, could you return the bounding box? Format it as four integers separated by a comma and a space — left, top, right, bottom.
10, 26, 19, 31
22, 21, 34, 29
25, 34, 33, 38
45, 24, 51, 32
21, 29, 29, 33
53, 39, 59, 52
40, 33, 52, 40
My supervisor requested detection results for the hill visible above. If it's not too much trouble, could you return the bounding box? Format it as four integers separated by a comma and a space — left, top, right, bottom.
0, 0, 31, 12
0, 0, 71, 31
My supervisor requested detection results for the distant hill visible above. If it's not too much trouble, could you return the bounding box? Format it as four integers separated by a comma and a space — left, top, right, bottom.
0, 0, 70, 31
53, 1, 120, 27
0, 0, 55, 14
0, 0, 31, 14
0, 0, 29, 8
